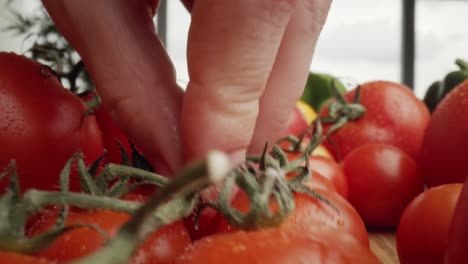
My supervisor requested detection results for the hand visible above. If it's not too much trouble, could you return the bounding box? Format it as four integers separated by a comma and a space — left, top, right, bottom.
42, 0, 332, 175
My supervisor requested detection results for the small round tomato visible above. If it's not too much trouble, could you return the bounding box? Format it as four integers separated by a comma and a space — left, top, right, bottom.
292, 171, 336, 192
175, 226, 380, 264
210, 187, 369, 247
396, 184, 463, 264
420, 80, 468, 187
0, 52, 104, 193
0, 252, 53, 264
319, 81, 430, 162
287, 152, 348, 199
308, 156, 348, 199
286, 101, 309, 135
342, 143, 424, 228
27, 207, 191, 264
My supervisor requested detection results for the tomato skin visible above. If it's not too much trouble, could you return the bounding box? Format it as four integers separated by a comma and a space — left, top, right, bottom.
295, 171, 336, 192
210, 187, 369, 247
175, 226, 380, 264
27, 207, 191, 264
287, 152, 348, 199
0, 52, 104, 193
0, 252, 54, 264
285, 104, 309, 136
342, 143, 424, 228
319, 81, 430, 162
420, 80, 468, 187
183, 207, 218, 241
396, 184, 463, 264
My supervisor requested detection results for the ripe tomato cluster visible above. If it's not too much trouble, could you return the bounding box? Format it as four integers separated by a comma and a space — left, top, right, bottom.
0, 51, 467, 264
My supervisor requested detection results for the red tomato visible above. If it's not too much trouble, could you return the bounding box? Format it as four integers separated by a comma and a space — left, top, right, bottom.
0, 52, 104, 193
445, 179, 468, 264
27, 207, 191, 264
396, 184, 463, 264
319, 81, 430, 162
420, 80, 468, 187
183, 207, 218, 241
175, 225, 380, 264
0, 252, 53, 264
210, 187, 369, 247
184, 183, 239, 241
285, 104, 309, 136
287, 152, 348, 199
342, 143, 424, 228
292, 171, 336, 192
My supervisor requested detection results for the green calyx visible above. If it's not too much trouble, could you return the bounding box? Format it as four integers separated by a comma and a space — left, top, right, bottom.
424, 58, 468, 113
196, 121, 337, 232
300, 72, 347, 111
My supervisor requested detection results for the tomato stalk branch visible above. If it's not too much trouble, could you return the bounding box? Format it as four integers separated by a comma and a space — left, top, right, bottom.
71, 151, 230, 264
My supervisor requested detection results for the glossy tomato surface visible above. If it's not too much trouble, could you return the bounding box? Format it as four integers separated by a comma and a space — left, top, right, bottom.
320, 81, 430, 162
286, 152, 348, 199
0, 52, 103, 193
396, 184, 463, 264
210, 187, 369, 247
27, 207, 191, 264
342, 143, 424, 228
420, 80, 468, 187
175, 226, 380, 264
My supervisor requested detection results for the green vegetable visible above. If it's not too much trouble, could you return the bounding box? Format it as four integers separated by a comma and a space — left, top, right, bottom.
423, 58, 468, 113
300, 72, 347, 111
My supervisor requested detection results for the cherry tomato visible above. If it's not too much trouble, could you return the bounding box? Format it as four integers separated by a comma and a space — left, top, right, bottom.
342, 143, 424, 228
27, 207, 191, 264
285, 100, 317, 136
210, 187, 369, 247
290, 171, 336, 192
420, 80, 468, 187
319, 81, 430, 162
175, 225, 380, 264
287, 152, 348, 199
396, 184, 463, 264
0, 52, 104, 193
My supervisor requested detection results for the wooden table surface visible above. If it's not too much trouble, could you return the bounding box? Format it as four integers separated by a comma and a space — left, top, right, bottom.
368, 231, 399, 264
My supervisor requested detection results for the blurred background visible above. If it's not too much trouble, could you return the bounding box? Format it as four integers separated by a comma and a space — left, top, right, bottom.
0, 0, 466, 98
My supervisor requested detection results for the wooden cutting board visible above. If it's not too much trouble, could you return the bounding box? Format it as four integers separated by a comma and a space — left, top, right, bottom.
368, 231, 399, 264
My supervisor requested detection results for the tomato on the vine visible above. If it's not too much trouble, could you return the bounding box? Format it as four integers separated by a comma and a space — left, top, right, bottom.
342, 143, 424, 228
0, 52, 104, 193
175, 225, 380, 264
396, 183, 463, 264
27, 207, 191, 264
420, 80, 468, 187
319, 81, 430, 162
210, 187, 369, 247
286, 152, 348, 199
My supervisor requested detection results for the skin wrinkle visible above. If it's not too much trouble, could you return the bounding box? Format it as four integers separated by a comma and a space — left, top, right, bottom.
248, 0, 332, 154
182, 0, 298, 162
